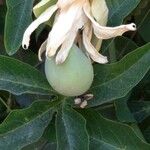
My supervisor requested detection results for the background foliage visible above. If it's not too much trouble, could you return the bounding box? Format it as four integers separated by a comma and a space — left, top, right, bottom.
0, 0, 150, 149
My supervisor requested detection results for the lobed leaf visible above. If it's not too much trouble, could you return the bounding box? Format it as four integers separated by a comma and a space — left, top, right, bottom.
80, 109, 150, 150
0, 100, 60, 150
89, 43, 150, 106
115, 93, 136, 123
0, 56, 53, 95
129, 101, 150, 123
106, 0, 141, 25
56, 102, 89, 150
4, 0, 34, 55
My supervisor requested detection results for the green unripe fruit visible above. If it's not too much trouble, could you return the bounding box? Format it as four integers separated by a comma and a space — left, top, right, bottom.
45, 45, 94, 96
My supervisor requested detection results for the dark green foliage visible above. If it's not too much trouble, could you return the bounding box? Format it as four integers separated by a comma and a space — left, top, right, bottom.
0, 0, 149, 149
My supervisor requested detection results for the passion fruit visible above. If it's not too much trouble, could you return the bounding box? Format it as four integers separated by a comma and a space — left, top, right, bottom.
45, 45, 94, 96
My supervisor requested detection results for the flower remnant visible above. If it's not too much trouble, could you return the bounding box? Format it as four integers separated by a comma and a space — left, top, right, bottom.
22, 0, 136, 64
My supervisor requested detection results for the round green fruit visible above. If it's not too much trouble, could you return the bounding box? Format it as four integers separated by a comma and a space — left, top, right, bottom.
45, 45, 94, 96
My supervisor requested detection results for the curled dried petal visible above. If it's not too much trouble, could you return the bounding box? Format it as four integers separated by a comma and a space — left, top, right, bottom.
93, 23, 136, 39
22, 5, 58, 49
38, 40, 47, 61
80, 100, 88, 108
55, 30, 78, 64
46, 2, 84, 58
74, 98, 82, 105
55, 5, 87, 64
83, 23, 108, 64
83, 2, 136, 39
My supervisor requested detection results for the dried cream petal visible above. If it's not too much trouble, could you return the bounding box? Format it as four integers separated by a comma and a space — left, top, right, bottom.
91, 0, 108, 51
80, 100, 88, 108
33, 0, 57, 18
83, 2, 136, 39
22, 4, 58, 49
38, 40, 47, 61
57, 0, 77, 8
46, 2, 83, 58
91, 0, 108, 25
74, 98, 82, 105
83, 23, 108, 64
83, 93, 94, 101
93, 23, 136, 39
55, 30, 77, 64
55, 4, 87, 64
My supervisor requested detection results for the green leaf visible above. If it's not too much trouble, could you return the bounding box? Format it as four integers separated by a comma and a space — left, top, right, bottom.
102, 37, 138, 63
0, 5, 6, 35
96, 103, 117, 121
130, 123, 145, 141
143, 126, 150, 143
129, 101, 150, 123
1, 33, 39, 66
134, 1, 150, 42
115, 93, 136, 123
138, 10, 150, 42
4, 0, 34, 55
89, 43, 150, 107
43, 116, 56, 142
13, 49, 39, 66
113, 37, 138, 60
0, 56, 53, 95
0, 100, 60, 150
15, 93, 51, 108
22, 117, 57, 150
106, 0, 141, 25
80, 109, 150, 150
22, 138, 57, 150
56, 102, 89, 150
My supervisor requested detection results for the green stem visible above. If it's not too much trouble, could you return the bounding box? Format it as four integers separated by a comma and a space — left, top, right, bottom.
7, 93, 12, 105
0, 97, 11, 112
